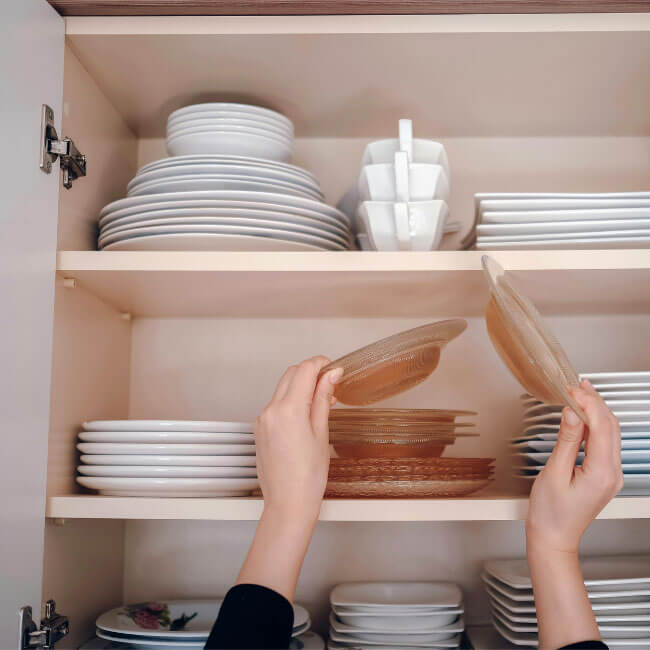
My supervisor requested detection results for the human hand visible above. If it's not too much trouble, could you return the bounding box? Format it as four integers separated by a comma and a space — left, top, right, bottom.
526, 379, 623, 554
254, 356, 343, 524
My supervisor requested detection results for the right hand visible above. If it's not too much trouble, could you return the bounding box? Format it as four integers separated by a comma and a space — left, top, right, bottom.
526, 379, 623, 554
254, 357, 343, 523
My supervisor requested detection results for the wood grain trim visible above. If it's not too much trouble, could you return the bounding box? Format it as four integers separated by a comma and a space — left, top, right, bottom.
47, 0, 650, 17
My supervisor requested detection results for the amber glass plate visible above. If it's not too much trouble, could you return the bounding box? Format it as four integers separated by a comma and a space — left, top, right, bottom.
325, 478, 493, 498
482, 256, 585, 422
321, 320, 467, 405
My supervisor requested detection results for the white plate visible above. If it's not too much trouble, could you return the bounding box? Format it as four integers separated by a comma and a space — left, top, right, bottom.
78, 465, 258, 478
513, 439, 650, 452
517, 464, 650, 475
130, 163, 318, 192
518, 450, 650, 463
167, 118, 292, 139
329, 612, 464, 639
77, 443, 256, 455
96, 630, 202, 648
102, 233, 332, 252
167, 130, 292, 160
481, 208, 650, 225
168, 110, 292, 131
138, 155, 314, 181
99, 226, 346, 251
330, 583, 462, 608
127, 176, 321, 201
333, 608, 463, 631
83, 420, 254, 433
328, 629, 461, 648
77, 476, 259, 496
100, 190, 348, 225
485, 558, 650, 590
78, 431, 254, 443
583, 372, 650, 382
479, 199, 650, 218
477, 236, 650, 250
524, 400, 650, 414
482, 573, 650, 602
99, 207, 348, 238
522, 422, 650, 435
96, 599, 308, 638
480, 228, 650, 243
99, 218, 348, 249
167, 103, 292, 128
479, 218, 650, 237
524, 411, 650, 424
80, 454, 256, 467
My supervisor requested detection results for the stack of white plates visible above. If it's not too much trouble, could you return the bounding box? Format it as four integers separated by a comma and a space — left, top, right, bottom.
166, 103, 294, 161
327, 582, 465, 649
94, 599, 321, 649
483, 557, 650, 648
338, 119, 458, 251
511, 372, 650, 495
77, 420, 259, 497
464, 192, 650, 250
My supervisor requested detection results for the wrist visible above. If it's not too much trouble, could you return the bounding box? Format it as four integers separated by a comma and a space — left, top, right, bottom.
262, 501, 321, 530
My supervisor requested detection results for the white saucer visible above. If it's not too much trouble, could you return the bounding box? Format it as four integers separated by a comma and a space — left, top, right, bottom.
77, 476, 259, 496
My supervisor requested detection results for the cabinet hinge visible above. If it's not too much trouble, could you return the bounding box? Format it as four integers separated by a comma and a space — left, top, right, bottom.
39, 104, 87, 189
19, 600, 69, 650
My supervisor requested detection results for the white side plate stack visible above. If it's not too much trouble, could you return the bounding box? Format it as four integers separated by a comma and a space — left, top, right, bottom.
463, 193, 650, 250
483, 557, 650, 648
94, 599, 316, 649
77, 420, 260, 497
327, 582, 465, 649
511, 372, 650, 495
337, 119, 458, 251
98, 103, 353, 251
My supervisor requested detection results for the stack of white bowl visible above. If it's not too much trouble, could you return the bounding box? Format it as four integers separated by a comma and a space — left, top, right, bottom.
327, 582, 465, 649
76, 420, 259, 497
512, 371, 650, 496
483, 557, 650, 648
92, 599, 323, 649
97, 102, 352, 251
338, 119, 457, 251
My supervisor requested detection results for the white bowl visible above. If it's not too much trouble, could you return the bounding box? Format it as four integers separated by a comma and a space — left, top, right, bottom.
359, 159, 450, 202
333, 609, 462, 631
361, 119, 450, 178
358, 200, 448, 251
167, 131, 292, 161
330, 582, 463, 608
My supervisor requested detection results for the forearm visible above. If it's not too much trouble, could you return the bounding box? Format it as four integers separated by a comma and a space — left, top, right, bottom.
527, 544, 600, 649
236, 504, 319, 601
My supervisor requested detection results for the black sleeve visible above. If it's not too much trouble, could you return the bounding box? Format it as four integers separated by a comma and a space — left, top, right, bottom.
559, 642, 609, 649
204, 584, 294, 650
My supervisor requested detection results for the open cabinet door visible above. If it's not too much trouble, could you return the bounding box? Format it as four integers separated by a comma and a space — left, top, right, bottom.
0, 0, 64, 646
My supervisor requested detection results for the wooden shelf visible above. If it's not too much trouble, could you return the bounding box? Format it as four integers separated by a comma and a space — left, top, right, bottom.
46, 494, 650, 521
57, 250, 650, 317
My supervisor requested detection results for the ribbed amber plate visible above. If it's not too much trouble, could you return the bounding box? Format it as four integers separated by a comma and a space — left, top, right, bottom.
324, 478, 493, 498
321, 320, 467, 405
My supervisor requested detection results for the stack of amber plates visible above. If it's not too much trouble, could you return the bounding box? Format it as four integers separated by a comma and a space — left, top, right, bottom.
326, 457, 495, 498
329, 408, 478, 459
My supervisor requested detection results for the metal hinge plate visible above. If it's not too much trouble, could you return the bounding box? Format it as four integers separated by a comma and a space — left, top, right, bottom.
39, 104, 87, 189
19, 600, 69, 650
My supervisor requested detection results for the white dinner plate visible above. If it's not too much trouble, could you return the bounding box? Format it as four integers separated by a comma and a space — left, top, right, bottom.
96, 599, 308, 638
524, 400, 650, 415
328, 629, 461, 648
512, 439, 650, 452
99, 226, 346, 251
522, 422, 650, 435
83, 420, 254, 433
77, 443, 256, 455
77, 476, 259, 496
329, 612, 464, 639
524, 411, 650, 424
78, 465, 257, 478
333, 608, 463, 631
585, 383, 650, 392
517, 464, 650, 474
167, 103, 292, 128
78, 431, 254, 443
167, 117, 292, 139
480, 228, 650, 242
330, 583, 462, 608
485, 558, 650, 590
127, 176, 321, 201
99, 218, 348, 248
138, 155, 315, 182
477, 236, 650, 250
96, 630, 202, 647
517, 450, 650, 463
99, 207, 348, 237
102, 233, 332, 252
478, 218, 650, 237
479, 199, 650, 216
583, 372, 650, 382
80, 454, 256, 467
100, 190, 348, 225
130, 164, 319, 192
514, 474, 650, 495
168, 110, 292, 131
167, 130, 292, 160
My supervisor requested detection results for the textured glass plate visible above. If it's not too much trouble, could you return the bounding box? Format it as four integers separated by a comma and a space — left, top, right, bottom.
321, 320, 467, 405
482, 256, 586, 422
325, 478, 492, 498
